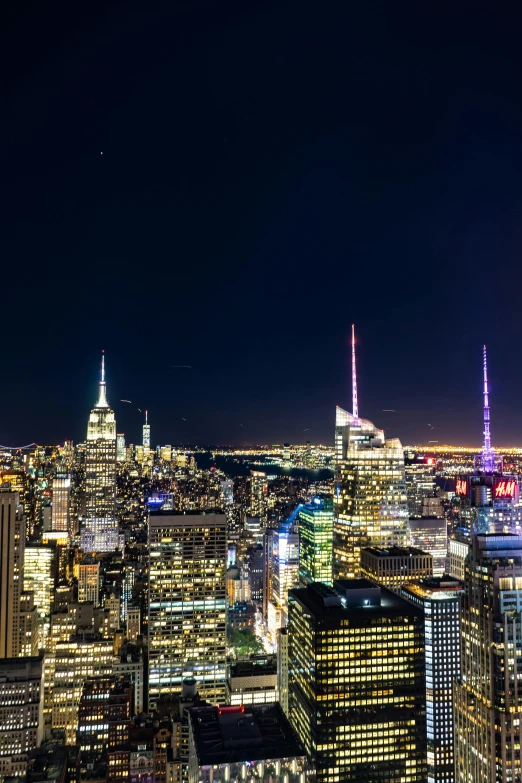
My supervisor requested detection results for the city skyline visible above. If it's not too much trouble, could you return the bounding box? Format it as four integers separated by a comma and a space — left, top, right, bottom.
0, 343, 520, 449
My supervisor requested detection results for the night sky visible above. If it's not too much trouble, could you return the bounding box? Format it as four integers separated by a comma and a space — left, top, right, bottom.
3, 2, 522, 447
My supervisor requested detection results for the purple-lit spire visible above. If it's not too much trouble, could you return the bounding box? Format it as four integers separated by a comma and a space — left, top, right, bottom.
352, 324, 358, 418
482, 344, 494, 472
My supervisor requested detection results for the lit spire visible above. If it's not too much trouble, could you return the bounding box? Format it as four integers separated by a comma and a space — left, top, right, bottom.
482, 344, 494, 472
95, 350, 109, 408
352, 324, 359, 418
145, 410, 148, 424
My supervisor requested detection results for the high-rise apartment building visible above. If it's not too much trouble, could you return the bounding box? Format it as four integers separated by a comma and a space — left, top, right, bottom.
51, 473, 71, 534
454, 534, 522, 783
0, 656, 44, 779
0, 487, 25, 658
298, 496, 333, 586
401, 577, 462, 783
148, 510, 227, 705
250, 471, 268, 522
82, 353, 118, 552
409, 516, 448, 576
288, 580, 427, 783
77, 676, 132, 764
78, 561, 100, 606
333, 406, 409, 579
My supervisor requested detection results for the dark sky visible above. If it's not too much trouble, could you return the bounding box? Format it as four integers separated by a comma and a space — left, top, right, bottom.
3, 1, 522, 447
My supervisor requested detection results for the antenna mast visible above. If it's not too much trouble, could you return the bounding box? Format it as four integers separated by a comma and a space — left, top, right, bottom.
482, 344, 494, 472
352, 324, 358, 418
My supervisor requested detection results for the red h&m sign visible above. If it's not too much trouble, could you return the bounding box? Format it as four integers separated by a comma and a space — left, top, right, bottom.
494, 480, 517, 499
456, 479, 468, 496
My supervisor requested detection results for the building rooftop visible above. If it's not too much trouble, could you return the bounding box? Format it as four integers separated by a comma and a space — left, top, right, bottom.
290, 580, 423, 623
148, 508, 225, 518
363, 546, 430, 558
402, 575, 463, 601
229, 655, 277, 679
189, 703, 305, 765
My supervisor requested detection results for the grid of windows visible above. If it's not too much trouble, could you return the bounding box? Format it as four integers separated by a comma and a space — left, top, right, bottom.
148, 512, 227, 705
288, 583, 427, 783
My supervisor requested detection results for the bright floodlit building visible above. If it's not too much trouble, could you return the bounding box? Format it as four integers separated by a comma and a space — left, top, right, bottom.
298, 496, 333, 586
0, 487, 25, 658
333, 406, 409, 579
401, 576, 462, 783
81, 353, 118, 552
268, 525, 299, 642
288, 580, 426, 783
148, 510, 227, 706
454, 534, 522, 783
0, 656, 44, 780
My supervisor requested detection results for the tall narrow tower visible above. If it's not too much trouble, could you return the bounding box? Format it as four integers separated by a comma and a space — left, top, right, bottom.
351, 324, 358, 418
142, 410, 151, 449
81, 352, 118, 552
334, 333, 409, 578
482, 344, 495, 472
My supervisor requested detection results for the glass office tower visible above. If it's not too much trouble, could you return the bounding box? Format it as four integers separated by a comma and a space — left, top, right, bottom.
298, 497, 333, 586
288, 579, 427, 783
333, 406, 409, 579
402, 576, 462, 783
454, 534, 522, 783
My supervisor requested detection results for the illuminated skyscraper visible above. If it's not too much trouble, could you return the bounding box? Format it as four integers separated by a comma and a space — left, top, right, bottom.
148, 510, 227, 705
333, 406, 409, 579
454, 534, 522, 783
78, 561, 100, 606
250, 471, 268, 522
268, 527, 299, 635
24, 545, 56, 649
288, 580, 427, 782
82, 353, 118, 552
51, 472, 71, 534
116, 434, 126, 463
405, 456, 437, 518
402, 577, 462, 783
0, 487, 25, 658
298, 497, 333, 586
409, 516, 448, 576
143, 410, 150, 448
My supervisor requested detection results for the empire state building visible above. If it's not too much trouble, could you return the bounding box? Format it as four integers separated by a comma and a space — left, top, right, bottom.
81, 353, 119, 552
